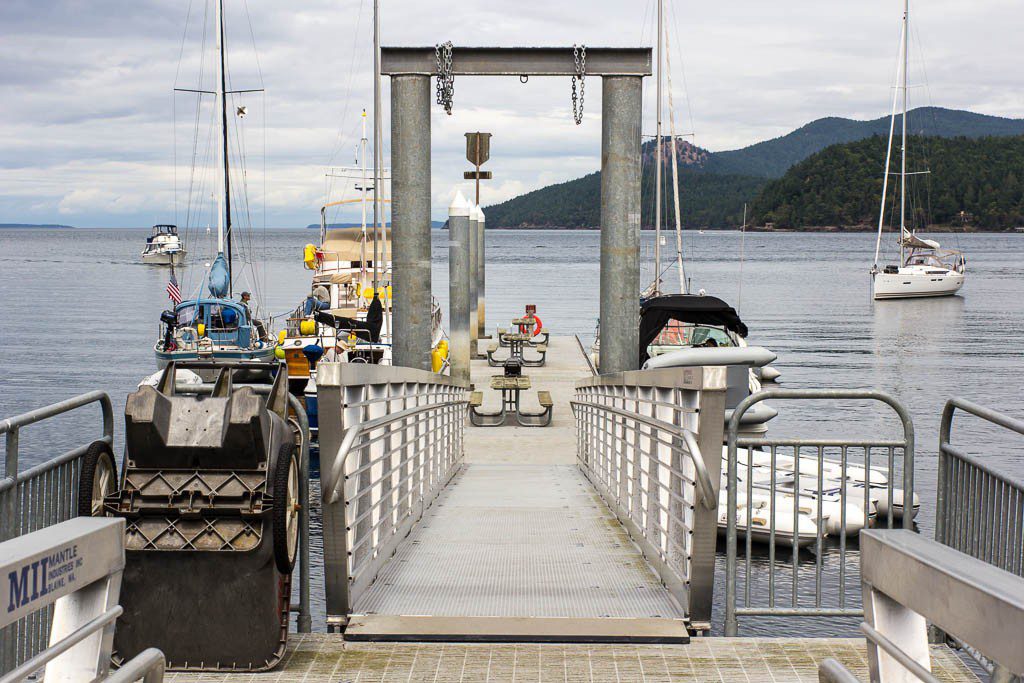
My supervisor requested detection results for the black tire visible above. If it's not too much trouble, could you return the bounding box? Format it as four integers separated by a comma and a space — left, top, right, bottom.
77, 441, 117, 517
271, 442, 299, 574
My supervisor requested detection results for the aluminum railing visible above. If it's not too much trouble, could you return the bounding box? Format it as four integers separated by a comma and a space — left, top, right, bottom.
934, 397, 1024, 680
0, 392, 114, 674
316, 363, 468, 630
573, 365, 727, 630
725, 389, 915, 636
0, 517, 165, 682
819, 529, 1024, 683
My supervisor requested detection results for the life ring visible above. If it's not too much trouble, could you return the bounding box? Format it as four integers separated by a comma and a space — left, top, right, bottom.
519, 315, 543, 338
176, 326, 198, 345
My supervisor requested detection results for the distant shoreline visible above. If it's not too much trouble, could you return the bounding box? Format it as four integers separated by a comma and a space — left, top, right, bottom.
483, 225, 1019, 233
0, 223, 75, 229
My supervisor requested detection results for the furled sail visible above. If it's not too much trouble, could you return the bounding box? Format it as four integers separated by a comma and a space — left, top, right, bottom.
899, 229, 940, 250
208, 253, 230, 298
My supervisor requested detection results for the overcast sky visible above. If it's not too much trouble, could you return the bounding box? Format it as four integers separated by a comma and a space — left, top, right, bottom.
0, 0, 1020, 228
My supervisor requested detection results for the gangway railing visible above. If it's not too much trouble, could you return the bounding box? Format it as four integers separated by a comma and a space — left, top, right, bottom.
724, 389, 915, 636
573, 365, 727, 630
819, 529, 1024, 683
933, 398, 1024, 679
0, 517, 165, 682
0, 391, 113, 673
316, 363, 468, 630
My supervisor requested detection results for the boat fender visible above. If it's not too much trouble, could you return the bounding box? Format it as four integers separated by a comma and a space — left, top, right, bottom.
274, 346, 286, 360
303, 243, 319, 270
430, 340, 449, 373
196, 323, 206, 337
277, 329, 287, 344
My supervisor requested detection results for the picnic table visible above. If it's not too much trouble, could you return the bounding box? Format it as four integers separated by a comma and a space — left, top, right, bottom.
468, 374, 553, 428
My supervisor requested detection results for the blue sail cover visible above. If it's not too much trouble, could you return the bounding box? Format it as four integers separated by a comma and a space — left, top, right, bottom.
208, 253, 230, 298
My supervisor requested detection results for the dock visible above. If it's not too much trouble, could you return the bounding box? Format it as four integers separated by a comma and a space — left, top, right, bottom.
171, 337, 978, 681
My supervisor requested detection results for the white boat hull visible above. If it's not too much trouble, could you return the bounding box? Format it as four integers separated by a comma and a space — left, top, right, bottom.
873, 267, 964, 299
142, 250, 186, 266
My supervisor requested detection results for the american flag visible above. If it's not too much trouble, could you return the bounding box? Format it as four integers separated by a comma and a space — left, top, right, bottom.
166, 267, 182, 305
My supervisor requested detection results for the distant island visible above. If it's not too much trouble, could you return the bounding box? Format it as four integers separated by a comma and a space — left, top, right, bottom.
0, 223, 75, 229
484, 107, 1024, 232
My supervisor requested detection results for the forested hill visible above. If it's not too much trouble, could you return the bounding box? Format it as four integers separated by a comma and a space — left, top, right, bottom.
708, 107, 1024, 178
483, 168, 767, 230
751, 135, 1024, 229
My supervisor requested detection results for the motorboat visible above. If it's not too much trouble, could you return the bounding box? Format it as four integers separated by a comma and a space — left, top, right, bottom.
141, 224, 186, 265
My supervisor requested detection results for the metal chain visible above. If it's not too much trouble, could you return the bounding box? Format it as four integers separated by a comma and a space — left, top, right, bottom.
435, 41, 454, 115
571, 44, 586, 125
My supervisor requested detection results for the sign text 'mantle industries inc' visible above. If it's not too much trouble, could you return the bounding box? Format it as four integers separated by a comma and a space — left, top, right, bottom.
7, 543, 82, 613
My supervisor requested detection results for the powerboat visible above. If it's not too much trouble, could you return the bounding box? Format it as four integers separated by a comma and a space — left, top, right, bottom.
141, 224, 186, 265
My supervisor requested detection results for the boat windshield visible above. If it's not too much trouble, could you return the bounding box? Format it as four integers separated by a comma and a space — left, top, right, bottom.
176, 304, 201, 327
650, 321, 735, 350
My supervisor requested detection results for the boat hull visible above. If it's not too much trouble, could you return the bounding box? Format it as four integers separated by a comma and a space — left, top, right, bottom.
873, 269, 964, 299
142, 250, 186, 266
154, 346, 277, 381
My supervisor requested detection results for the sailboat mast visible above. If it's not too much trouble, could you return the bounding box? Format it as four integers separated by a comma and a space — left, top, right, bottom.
873, 20, 904, 270
653, 0, 663, 294
900, 0, 909, 265
372, 0, 381, 293
217, 0, 233, 294
214, 0, 225, 256
360, 109, 368, 280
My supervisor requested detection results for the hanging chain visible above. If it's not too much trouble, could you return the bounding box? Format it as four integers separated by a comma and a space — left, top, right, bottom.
435, 41, 455, 115
571, 44, 586, 125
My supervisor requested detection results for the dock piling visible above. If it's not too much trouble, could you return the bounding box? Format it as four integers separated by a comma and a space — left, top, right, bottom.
390, 74, 432, 370
477, 206, 486, 339
468, 204, 480, 354
598, 75, 643, 374
448, 191, 472, 384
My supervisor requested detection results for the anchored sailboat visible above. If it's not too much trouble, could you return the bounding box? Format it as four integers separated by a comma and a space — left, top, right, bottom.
154, 0, 275, 375
871, 0, 966, 300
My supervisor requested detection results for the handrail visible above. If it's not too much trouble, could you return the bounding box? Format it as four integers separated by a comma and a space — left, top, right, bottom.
575, 334, 598, 376
860, 623, 940, 683
0, 607, 123, 683
105, 648, 166, 683
570, 398, 716, 509
0, 390, 113, 438
327, 398, 469, 504
724, 388, 915, 637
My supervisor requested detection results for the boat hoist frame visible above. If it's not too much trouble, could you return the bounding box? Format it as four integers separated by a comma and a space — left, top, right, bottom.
382, 46, 652, 375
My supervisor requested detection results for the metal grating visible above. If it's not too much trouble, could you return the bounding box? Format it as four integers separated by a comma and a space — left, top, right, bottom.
166, 635, 979, 683
352, 464, 685, 619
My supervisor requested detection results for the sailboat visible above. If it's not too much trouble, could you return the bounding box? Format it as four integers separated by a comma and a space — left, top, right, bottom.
154, 0, 275, 376
871, 0, 966, 300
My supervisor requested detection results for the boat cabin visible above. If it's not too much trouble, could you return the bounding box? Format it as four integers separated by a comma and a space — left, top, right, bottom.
167, 298, 256, 349
147, 224, 179, 241
639, 294, 749, 365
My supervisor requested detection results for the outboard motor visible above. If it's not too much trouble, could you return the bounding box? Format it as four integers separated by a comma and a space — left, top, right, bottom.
107, 363, 299, 671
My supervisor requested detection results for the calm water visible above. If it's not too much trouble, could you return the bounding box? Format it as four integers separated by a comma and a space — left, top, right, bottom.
2, 227, 1023, 636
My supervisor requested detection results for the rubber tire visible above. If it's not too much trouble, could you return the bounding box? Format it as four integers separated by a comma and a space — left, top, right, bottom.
271, 442, 299, 574
76, 441, 117, 517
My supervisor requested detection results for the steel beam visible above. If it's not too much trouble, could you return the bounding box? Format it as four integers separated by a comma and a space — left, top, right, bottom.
598, 76, 642, 374
381, 47, 652, 77
448, 192, 472, 384
390, 74, 432, 370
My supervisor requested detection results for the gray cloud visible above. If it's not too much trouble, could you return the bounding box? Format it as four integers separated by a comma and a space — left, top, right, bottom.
0, 0, 1020, 227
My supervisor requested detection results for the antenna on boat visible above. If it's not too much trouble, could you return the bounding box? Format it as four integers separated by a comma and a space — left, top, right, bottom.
372, 0, 382, 295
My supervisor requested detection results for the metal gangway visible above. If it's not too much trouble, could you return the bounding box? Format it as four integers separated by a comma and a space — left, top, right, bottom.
316, 337, 725, 642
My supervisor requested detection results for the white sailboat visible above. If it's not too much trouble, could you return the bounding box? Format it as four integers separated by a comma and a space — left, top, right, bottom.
871, 0, 966, 300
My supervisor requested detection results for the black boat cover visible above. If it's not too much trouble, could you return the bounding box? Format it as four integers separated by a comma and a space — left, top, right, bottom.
639, 294, 748, 366
315, 303, 383, 343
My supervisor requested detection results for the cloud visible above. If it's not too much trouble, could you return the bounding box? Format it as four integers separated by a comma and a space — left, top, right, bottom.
0, 0, 1021, 226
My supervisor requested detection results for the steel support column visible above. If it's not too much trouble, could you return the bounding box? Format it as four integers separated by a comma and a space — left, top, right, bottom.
468, 206, 479, 354
599, 76, 642, 374
448, 192, 472, 384
477, 207, 486, 338
390, 74, 432, 370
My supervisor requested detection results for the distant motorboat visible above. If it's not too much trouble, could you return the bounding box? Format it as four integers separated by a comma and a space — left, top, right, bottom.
141, 224, 185, 265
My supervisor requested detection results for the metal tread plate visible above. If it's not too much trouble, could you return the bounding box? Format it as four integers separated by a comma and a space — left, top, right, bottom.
344, 615, 689, 643
353, 464, 685, 621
